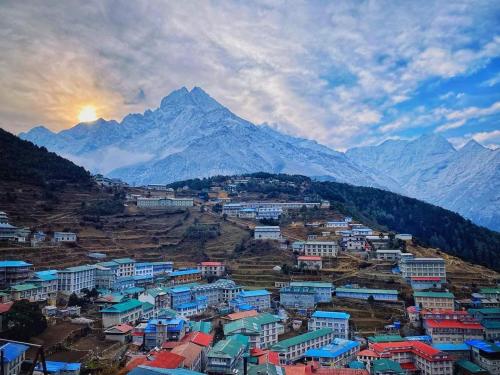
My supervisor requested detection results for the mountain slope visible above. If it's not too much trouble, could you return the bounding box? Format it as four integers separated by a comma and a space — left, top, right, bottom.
19, 87, 398, 191
0, 127, 91, 186
346, 135, 500, 231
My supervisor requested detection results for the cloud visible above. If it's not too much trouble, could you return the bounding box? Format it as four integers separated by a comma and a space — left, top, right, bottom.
481, 72, 500, 87
0, 1, 499, 150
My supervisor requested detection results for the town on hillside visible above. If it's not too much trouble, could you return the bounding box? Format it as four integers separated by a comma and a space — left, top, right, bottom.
0, 174, 499, 375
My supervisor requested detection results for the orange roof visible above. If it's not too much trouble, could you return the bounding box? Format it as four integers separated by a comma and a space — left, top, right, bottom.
199, 261, 223, 266
283, 364, 308, 375
125, 356, 148, 370
357, 349, 379, 357
224, 309, 259, 321
171, 342, 203, 367
314, 370, 369, 375
112, 323, 134, 333
148, 351, 185, 368
298, 256, 322, 261
190, 331, 214, 347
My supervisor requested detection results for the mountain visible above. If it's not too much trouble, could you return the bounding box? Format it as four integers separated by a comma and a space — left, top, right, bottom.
346, 135, 500, 231
0, 127, 91, 186
20, 87, 398, 190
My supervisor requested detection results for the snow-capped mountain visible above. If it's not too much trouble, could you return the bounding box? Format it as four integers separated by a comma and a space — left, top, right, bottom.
347, 136, 500, 231
19, 87, 397, 190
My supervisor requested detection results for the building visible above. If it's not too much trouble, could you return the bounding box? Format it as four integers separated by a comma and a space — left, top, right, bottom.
341, 234, 366, 251
432, 343, 471, 361
255, 207, 283, 220
224, 313, 281, 349
371, 359, 404, 375
0, 342, 29, 375
362, 341, 454, 375
336, 287, 399, 302
137, 197, 194, 208
375, 250, 402, 262
104, 323, 134, 343
414, 291, 455, 310
29, 270, 59, 302
400, 257, 446, 282
304, 338, 360, 367
171, 342, 204, 372
289, 281, 333, 303
466, 340, 500, 375
113, 258, 136, 277
481, 320, 500, 340
308, 311, 350, 339
271, 328, 335, 364
206, 334, 249, 374
135, 262, 154, 278
151, 261, 174, 277
410, 277, 443, 291
254, 226, 281, 240
279, 286, 316, 310
191, 279, 241, 306
168, 269, 202, 285
0, 213, 18, 241
10, 283, 44, 302
57, 265, 96, 296
0, 261, 33, 288
232, 290, 271, 312
303, 241, 339, 257
326, 221, 350, 229
143, 318, 187, 349
139, 287, 170, 310
351, 227, 373, 236
53, 232, 77, 243
197, 262, 225, 278
101, 299, 143, 328
424, 320, 484, 343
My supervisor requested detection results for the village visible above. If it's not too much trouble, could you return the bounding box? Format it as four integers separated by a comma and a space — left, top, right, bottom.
0, 175, 499, 375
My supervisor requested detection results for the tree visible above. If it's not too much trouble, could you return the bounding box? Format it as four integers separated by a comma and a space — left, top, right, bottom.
3, 300, 47, 341
68, 292, 81, 307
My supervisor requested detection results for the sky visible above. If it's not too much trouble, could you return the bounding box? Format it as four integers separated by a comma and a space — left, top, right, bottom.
0, 0, 499, 150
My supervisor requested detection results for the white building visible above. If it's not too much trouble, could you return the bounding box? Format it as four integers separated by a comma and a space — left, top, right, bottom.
325, 221, 349, 228
376, 250, 403, 261
53, 232, 77, 243
137, 197, 193, 208
197, 261, 225, 277
57, 265, 96, 295
308, 311, 350, 339
101, 299, 143, 328
303, 241, 339, 257
400, 257, 446, 282
254, 226, 281, 240
113, 258, 136, 278
297, 256, 322, 270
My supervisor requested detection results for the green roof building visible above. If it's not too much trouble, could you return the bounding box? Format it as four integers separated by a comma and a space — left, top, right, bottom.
372, 359, 404, 374
101, 298, 143, 328
206, 334, 249, 374
271, 328, 335, 363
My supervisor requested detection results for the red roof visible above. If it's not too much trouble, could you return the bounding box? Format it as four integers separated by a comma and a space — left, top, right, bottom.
250, 348, 280, 365
371, 341, 451, 362
298, 256, 322, 261
0, 302, 13, 314
126, 356, 148, 370
161, 341, 183, 350
411, 276, 442, 281
422, 309, 468, 316
400, 362, 418, 370
425, 319, 483, 330
111, 323, 134, 333
148, 351, 185, 368
190, 331, 213, 347
199, 261, 223, 266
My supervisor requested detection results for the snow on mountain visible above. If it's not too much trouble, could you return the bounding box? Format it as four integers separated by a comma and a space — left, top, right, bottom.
19, 86, 396, 190
347, 136, 500, 231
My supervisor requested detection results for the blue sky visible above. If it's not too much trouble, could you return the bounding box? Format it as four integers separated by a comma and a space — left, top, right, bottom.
0, 1, 499, 149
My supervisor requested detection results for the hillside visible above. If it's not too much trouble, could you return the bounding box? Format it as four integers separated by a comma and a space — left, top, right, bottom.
172, 173, 500, 271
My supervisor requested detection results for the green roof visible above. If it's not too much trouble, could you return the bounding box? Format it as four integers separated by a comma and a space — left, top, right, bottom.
289, 281, 333, 288
142, 302, 155, 311
479, 288, 500, 295
250, 313, 281, 326
224, 319, 260, 336
96, 261, 119, 268
113, 257, 136, 264
481, 320, 500, 329
455, 359, 487, 373
189, 321, 212, 334
271, 328, 333, 351
248, 364, 283, 375
336, 287, 398, 295
208, 334, 248, 358
469, 308, 500, 315
372, 359, 403, 374
368, 334, 404, 343
11, 283, 39, 292
414, 291, 454, 298
60, 265, 95, 273
101, 299, 142, 313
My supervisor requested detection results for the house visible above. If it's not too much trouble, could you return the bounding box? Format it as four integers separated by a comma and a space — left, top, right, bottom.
34, 361, 81, 375
481, 320, 500, 340
0, 343, 29, 375
104, 323, 134, 343
139, 287, 170, 310
399, 257, 446, 283
0, 261, 33, 288
254, 226, 281, 240
53, 232, 77, 243
424, 320, 484, 343
341, 234, 366, 251
432, 343, 471, 361
29, 270, 59, 302
191, 279, 241, 306
371, 359, 404, 374
279, 286, 316, 310
151, 261, 174, 277
326, 221, 350, 229
31, 231, 46, 246
224, 313, 282, 349
10, 283, 44, 302
375, 250, 402, 262
336, 287, 399, 302
101, 299, 143, 328
135, 262, 154, 279
171, 342, 204, 372
137, 197, 194, 208
206, 334, 249, 374
255, 207, 282, 220
0, 216, 18, 241
303, 338, 360, 367
232, 290, 271, 312
465, 340, 500, 375
197, 262, 225, 278
308, 311, 350, 339
143, 318, 187, 349
271, 328, 335, 364
170, 286, 193, 309
57, 265, 96, 296
351, 227, 373, 236
414, 291, 455, 310
168, 269, 202, 285
113, 258, 136, 277
297, 256, 322, 270
175, 298, 207, 318
410, 276, 443, 290
303, 241, 339, 257
223, 310, 259, 322
289, 281, 333, 303
360, 341, 454, 375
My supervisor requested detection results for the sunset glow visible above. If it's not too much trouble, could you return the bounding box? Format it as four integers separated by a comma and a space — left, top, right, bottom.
78, 106, 97, 123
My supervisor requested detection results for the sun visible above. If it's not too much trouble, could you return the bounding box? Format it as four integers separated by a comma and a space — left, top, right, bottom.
78, 106, 98, 123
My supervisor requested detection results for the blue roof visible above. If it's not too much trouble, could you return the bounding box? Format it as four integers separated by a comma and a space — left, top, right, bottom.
171, 286, 192, 293
465, 339, 500, 353
433, 343, 470, 351
0, 343, 29, 362
35, 361, 81, 373
170, 269, 200, 277
34, 270, 58, 281
312, 311, 350, 320
177, 302, 198, 309
239, 290, 270, 297
134, 275, 153, 281
304, 339, 359, 358
0, 260, 32, 267
145, 318, 185, 333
